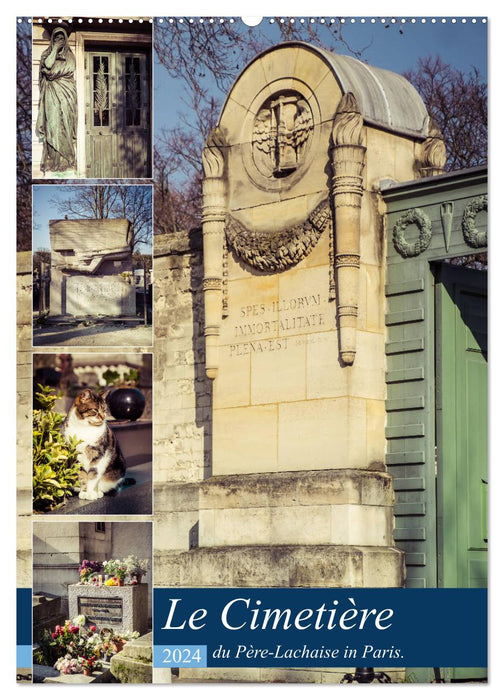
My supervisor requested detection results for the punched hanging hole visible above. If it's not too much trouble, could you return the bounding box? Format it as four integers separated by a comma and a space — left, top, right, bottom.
241, 17, 263, 26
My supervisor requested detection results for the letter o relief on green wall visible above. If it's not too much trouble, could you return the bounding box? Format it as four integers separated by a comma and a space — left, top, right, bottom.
462, 195, 488, 248
392, 208, 433, 258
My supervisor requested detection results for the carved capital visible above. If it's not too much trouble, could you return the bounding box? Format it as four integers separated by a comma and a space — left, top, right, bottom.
202, 127, 226, 178
418, 117, 446, 177
331, 93, 364, 147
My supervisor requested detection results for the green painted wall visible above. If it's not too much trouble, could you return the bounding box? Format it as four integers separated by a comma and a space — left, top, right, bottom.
383, 167, 487, 682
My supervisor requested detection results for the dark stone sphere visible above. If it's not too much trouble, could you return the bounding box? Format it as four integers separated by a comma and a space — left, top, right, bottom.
107, 388, 145, 421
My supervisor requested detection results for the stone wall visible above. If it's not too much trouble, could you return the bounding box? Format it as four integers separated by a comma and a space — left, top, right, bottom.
17, 251, 33, 587
152, 229, 210, 580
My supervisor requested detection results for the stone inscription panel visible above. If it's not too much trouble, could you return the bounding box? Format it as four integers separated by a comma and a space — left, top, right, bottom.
226, 291, 333, 357
222, 266, 334, 354
78, 596, 123, 628
66, 275, 135, 316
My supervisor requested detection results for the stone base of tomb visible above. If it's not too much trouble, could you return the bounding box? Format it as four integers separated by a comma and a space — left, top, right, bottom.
155, 469, 404, 587
154, 469, 404, 683
158, 542, 404, 588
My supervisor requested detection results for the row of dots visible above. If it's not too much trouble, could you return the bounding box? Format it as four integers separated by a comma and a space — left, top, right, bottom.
21, 17, 487, 25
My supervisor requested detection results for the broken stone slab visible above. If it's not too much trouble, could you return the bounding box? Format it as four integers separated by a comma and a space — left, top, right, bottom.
110, 632, 153, 683
120, 631, 152, 661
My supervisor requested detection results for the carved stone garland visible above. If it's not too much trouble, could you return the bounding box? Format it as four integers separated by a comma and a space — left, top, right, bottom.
392, 208, 433, 258
225, 200, 330, 273
462, 195, 488, 248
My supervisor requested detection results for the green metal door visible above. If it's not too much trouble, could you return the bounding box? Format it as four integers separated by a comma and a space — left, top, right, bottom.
85, 49, 151, 178
435, 263, 487, 681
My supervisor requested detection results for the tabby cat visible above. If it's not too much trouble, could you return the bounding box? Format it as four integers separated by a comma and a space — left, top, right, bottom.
61, 389, 128, 500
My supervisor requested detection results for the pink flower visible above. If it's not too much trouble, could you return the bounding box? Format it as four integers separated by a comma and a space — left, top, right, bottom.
90, 625, 96, 632
51, 632, 57, 640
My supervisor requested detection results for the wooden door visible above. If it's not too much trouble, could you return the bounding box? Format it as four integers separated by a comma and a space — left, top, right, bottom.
85, 48, 151, 178
435, 263, 487, 681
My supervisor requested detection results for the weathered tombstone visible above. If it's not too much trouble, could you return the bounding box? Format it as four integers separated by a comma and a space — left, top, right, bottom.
68, 584, 149, 635
48, 218, 136, 318
33, 592, 62, 643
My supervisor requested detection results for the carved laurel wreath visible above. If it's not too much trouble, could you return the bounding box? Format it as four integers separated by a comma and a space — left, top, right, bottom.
392, 208, 433, 258
225, 200, 330, 272
462, 195, 488, 248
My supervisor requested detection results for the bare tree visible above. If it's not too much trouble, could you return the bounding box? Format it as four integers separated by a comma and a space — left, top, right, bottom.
154, 147, 202, 235
51, 185, 152, 252
155, 23, 487, 236
153, 18, 367, 233
33, 248, 51, 266
404, 56, 487, 171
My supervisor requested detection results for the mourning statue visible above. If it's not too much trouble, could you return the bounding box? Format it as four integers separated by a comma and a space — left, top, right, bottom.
35, 27, 77, 174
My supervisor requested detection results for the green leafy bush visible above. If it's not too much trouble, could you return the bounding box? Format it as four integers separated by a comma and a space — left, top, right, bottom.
33, 385, 81, 513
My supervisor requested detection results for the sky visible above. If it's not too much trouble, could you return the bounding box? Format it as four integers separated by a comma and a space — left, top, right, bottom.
153, 16, 487, 135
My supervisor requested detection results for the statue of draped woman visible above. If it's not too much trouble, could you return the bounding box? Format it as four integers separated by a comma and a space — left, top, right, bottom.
35, 27, 77, 174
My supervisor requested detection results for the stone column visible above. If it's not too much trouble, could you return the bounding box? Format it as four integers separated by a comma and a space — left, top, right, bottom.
330, 93, 366, 365
201, 129, 226, 379
417, 117, 447, 178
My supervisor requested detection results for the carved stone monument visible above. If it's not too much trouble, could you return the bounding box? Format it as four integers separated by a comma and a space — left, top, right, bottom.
68, 584, 149, 635
48, 218, 136, 317
35, 27, 77, 176
166, 42, 445, 681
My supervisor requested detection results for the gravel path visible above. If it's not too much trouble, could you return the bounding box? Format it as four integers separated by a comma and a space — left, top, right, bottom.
33, 322, 153, 347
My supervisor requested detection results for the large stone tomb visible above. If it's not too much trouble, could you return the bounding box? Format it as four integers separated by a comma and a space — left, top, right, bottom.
68, 584, 149, 635
163, 42, 446, 680
48, 218, 136, 317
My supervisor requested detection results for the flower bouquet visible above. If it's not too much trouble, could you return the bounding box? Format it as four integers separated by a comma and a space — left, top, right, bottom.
35, 616, 139, 673
54, 654, 83, 675
78, 654, 101, 676
100, 629, 140, 660
103, 558, 127, 585
78, 559, 101, 584
122, 554, 149, 583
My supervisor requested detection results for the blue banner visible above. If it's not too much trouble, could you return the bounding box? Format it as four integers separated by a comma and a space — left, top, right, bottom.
153, 588, 486, 668
16, 588, 31, 646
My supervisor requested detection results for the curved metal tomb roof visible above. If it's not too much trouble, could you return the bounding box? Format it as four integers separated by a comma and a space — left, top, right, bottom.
317, 46, 430, 138
225, 42, 430, 140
